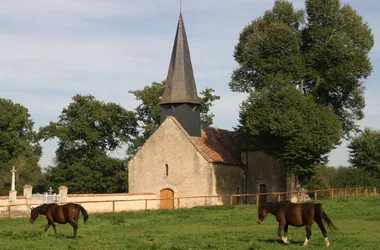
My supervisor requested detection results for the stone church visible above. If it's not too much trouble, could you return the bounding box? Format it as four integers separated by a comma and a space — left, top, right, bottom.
128, 13, 296, 209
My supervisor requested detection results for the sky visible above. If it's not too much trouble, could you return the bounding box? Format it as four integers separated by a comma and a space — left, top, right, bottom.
1, 0, 379, 169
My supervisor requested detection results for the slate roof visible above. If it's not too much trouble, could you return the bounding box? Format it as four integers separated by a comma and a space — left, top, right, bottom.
160, 13, 201, 105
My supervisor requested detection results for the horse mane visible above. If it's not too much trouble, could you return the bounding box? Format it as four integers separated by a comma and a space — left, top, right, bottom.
34, 203, 57, 214
262, 201, 291, 215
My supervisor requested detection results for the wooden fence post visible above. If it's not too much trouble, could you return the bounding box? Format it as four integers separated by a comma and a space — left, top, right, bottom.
277, 194, 281, 202
256, 194, 259, 206
314, 191, 318, 201
365, 188, 368, 197
355, 188, 358, 197
229, 195, 233, 205
330, 190, 334, 200
374, 187, 377, 196
344, 188, 347, 198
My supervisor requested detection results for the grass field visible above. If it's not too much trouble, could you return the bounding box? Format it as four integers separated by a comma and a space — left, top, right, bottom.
1, 197, 380, 250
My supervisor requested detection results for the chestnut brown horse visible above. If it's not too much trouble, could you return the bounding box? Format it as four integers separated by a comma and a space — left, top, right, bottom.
29, 203, 89, 238
257, 201, 337, 247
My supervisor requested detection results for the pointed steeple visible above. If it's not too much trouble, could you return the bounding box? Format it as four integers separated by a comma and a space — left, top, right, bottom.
160, 13, 200, 105
160, 13, 201, 137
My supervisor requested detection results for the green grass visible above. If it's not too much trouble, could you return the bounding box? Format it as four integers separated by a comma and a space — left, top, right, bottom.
1, 197, 380, 250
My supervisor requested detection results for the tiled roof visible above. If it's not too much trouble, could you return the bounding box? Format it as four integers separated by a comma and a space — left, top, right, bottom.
191, 127, 245, 166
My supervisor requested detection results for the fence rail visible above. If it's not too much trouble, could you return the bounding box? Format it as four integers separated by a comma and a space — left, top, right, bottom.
0, 187, 377, 218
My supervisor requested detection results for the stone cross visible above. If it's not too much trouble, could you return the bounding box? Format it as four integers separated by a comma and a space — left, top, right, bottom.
9, 166, 17, 203
11, 166, 16, 191
48, 187, 53, 195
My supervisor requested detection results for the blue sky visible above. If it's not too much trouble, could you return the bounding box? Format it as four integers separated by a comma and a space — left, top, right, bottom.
1, 0, 378, 168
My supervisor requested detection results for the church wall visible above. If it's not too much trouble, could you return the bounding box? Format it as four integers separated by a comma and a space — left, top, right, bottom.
212, 164, 245, 205
128, 118, 213, 208
243, 151, 286, 203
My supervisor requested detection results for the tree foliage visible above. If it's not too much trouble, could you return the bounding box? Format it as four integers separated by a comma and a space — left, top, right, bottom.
306, 165, 380, 190
238, 86, 342, 181
348, 128, 380, 179
231, 0, 373, 183
0, 99, 43, 195
330, 167, 379, 189
231, 0, 374, 135
39, 95, 137, 193
127, 81, 220, 158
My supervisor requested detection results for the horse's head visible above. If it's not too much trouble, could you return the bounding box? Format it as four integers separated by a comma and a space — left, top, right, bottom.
257, 203, 269, 224
29, 207, 38, 223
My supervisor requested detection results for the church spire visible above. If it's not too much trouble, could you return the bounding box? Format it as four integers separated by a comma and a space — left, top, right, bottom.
160, 13, 201, 137
160, 12, 200, 105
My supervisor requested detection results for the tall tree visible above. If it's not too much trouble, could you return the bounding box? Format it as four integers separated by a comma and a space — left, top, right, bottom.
238, 85, 342, 182
39, 94, 137, 193
0, 99, 43, 195
127, 81, 220, 158
231, 0, 373, 183
230, 0, 373, 135
348, 128, 380, 179
303, 0, 373, 134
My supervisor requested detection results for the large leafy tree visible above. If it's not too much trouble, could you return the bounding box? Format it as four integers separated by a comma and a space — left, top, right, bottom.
40, 94, 137, 193
348, 128, 380, 179
127, 81, 220, 158
238, 86, 342, 181
230, 0, 373, 135
231, 0, 373, 183
0, 99, 43, 195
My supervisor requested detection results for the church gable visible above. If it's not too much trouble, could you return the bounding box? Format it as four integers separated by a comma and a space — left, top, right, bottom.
128, 116, 206, 165
128, 116, 213, 195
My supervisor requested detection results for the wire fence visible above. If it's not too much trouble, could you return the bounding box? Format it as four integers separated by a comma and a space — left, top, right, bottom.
0, 187, 376, 218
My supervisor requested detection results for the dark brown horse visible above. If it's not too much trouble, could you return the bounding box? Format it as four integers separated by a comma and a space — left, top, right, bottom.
29, 203, 89, 238
257, 201, 337, 247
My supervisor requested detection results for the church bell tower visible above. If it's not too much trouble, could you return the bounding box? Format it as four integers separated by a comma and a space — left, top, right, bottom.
160, 13, 201, 137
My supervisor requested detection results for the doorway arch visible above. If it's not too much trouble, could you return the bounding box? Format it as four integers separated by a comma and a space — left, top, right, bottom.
160, 188, 174, 209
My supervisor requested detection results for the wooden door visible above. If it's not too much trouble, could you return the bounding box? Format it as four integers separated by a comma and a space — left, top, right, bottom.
160, 188, 174, 209
259, 184, 267, 204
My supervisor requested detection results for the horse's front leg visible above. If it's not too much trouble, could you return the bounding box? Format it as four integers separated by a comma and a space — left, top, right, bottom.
278, 222, 290, 245
44, 222, 51, 232
283, 224, 290, 244
303, 224, 312, 247
46, 216, 57, 234
51, 223, 57, 234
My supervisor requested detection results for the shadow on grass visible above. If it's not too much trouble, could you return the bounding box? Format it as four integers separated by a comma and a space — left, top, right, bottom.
45, 233, 84, 239
258, 238, 304, 245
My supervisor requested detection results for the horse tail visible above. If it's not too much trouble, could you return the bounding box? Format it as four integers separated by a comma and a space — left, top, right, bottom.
315, 203, 337, 230
75, 204, 89, 223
